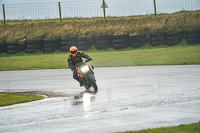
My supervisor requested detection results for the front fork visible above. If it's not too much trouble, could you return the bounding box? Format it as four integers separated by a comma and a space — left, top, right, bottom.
80, 74, 95, 89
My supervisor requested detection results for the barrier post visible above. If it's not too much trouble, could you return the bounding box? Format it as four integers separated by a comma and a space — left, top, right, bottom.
153, 0, 157, 17
58, 2, 62, 23
103, 0, 106, 19
2, 4, 6, 25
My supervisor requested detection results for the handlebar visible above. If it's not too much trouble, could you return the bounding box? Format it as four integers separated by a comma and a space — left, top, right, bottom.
85, 58, 93, 63
72, 58, 93, 68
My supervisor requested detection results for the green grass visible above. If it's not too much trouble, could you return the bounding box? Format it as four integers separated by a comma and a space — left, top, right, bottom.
117, 121, 200, 133
0, 44, 200, 71
0, 10, 200, 42
0, 92, 44, 107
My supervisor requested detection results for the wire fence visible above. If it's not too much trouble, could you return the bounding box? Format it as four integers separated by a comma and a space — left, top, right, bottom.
0, 0, 200, 21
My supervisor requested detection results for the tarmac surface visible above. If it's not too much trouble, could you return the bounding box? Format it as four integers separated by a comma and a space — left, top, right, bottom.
0, 65, 200, 133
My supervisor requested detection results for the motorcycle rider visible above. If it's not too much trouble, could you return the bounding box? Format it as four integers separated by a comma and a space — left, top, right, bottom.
67, 46, 92, 87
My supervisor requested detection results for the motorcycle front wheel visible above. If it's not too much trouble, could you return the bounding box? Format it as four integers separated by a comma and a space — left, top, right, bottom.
88, 75, 98, 93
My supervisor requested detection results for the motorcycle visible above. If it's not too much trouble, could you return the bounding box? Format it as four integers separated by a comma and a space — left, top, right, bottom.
76, 59, 98, 93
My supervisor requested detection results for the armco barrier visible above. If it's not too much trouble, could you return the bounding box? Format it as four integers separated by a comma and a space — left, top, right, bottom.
43, 39, 60, 54
95, 35, 113, 50
0, 43, 7, 53
26, 40, 43, 53
1, 28, 200, 55
166, 31, 184, 46
112, 34, 129, 49
129, 34, 147, 48
185, 28, 200, 45
60, 37, 77, 52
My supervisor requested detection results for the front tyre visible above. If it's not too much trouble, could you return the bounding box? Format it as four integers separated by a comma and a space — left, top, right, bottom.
88, 75, 98, 93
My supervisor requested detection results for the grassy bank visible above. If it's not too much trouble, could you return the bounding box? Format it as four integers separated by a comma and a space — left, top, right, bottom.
117, 121, 200, 133
0, 10, 200, 42
0, 92, 44, 107
0, 44, 200, 71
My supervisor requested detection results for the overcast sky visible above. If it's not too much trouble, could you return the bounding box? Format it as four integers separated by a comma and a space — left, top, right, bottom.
0, 0, 199, 20
0, 0, 85, 4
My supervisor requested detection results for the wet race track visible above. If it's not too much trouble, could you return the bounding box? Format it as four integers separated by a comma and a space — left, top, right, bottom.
0, 65, 200, 133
